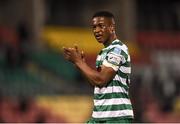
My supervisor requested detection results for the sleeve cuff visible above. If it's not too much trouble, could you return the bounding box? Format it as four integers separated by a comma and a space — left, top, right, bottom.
103, 59, 119, 71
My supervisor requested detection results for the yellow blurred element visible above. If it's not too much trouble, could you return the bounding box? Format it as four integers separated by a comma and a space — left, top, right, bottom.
42, 26, 141, 59
125, 41, 141, 57
42, 26, 103, 54
173, 96, 180, 113
36, 95, 93, 123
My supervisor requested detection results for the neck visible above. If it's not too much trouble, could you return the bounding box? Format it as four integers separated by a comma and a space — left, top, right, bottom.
103, 34, 117, 47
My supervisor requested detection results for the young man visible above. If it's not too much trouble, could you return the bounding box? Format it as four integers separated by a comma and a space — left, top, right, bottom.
63, 11, 134, 123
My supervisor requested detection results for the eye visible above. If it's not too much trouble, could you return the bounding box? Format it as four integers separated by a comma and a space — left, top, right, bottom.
93, 26, 96, 29
99, 24, 106, 29
92, 26, 96, 31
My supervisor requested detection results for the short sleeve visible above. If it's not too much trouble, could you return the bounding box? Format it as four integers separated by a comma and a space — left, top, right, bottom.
102, 47, 124, 71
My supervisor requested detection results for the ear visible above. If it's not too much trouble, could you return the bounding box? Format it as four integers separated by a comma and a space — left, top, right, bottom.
110, 24, 115, 33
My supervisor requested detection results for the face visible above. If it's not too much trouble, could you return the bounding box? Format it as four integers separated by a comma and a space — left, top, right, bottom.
92, 17, 113, 45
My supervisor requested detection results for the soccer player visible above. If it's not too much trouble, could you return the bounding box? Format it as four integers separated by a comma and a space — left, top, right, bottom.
63, 11, 134, 123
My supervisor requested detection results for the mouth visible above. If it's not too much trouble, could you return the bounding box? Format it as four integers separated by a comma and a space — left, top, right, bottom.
95, 35, 102, 41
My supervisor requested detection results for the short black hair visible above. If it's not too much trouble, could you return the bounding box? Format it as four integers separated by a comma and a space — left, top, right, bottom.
92, 11, 114, 19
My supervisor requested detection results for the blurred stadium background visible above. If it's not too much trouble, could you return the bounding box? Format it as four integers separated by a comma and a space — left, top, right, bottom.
0, 0, 180, 123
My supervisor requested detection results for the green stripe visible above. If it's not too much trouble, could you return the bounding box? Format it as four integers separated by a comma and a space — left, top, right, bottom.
119, 67, 131, 75
94, 104, 133, 111
94, 92, 129, 100
121, 50, 128, 60
96, 61, 102, 67
121, 61, 131, 67
107, 80, 129, 91
118, 70, 129, 78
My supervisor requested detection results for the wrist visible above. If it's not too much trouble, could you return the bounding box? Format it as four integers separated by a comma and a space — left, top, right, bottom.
75, 59, 84, 67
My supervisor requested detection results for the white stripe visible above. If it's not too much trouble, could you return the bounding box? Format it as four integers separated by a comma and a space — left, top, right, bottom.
120, 66, 131, 73
103, 60, 119, 71
114, 75, 121, 81
94, 98, 131, 106
92, 110, 134, 118
114, 75, 127, 86
127, 55, 131, 61
94, 86, 128, 94
96, 55, 101, 61
121, 77, 127, 85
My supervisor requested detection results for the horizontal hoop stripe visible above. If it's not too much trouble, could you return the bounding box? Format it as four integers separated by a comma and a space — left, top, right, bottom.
121, 50, 128, 60
114, 75, 129, 86
93, 39, 134, 119
120, 66, 131, 74
92, 110, 134, 118
94, 86, 128, 94
92, 116, 133, 120
118, 70, 129, 78
94, 92, 129, 100
127, 55, 131, 61
108, 80, 129, 91
94, 104, 133, 111
94, 98, 131, 106
121, 61, 131, 67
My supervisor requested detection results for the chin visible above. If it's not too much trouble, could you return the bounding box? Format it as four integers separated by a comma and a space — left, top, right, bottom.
97, 39, 104, 44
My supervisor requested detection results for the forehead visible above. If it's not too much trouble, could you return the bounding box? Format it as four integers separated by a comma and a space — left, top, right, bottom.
92, 16, 111, 25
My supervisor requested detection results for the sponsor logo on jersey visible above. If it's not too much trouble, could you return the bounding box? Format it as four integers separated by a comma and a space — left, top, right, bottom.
113, 47, 121, 54
107, 53, 121, 66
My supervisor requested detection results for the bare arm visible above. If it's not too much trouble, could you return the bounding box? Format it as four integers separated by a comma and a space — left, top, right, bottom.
63, 45, 116, 87
76, 61, 116, 87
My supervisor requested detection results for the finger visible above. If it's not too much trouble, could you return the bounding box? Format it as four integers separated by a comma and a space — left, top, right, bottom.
63, 47, 73, 53
64, 52, 71, 56
63, 46, 72, 50
63, 48, 71, 55
63, 47, 69, 52
69, 47, 76, 51
63, 50, 70, 56
63, 51, 71, 59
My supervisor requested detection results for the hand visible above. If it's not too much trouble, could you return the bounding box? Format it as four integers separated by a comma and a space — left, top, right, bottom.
63, 45, 85, 64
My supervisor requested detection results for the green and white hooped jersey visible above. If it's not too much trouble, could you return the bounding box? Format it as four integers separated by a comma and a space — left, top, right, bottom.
92, 39, 134, 120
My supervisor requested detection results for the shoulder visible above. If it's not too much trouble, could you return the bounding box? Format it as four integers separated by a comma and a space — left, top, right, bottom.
108, 41, 129, 55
